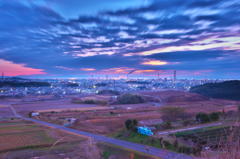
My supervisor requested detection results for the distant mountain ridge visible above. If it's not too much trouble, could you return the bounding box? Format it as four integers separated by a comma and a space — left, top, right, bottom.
189, 80, 240, 100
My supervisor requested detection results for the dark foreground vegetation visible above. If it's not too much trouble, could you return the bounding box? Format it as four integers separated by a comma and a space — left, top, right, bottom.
0, 81, 50, 87
189, 80, 240, 100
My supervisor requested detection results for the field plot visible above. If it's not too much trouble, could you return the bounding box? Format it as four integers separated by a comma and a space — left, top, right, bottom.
0, 105, 13, 116
0, 125, 37, 134
12, 100, 109, 115
0, 130, 55, 151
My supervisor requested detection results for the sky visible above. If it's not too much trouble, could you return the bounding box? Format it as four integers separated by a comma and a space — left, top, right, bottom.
0, 0, 240, 79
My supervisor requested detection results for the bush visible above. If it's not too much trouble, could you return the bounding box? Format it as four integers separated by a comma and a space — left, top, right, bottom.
132, 126, 138, 132
160, 106, 186, 121
179, 112, 192, 120
133, 119, 138, 126
162, 140, 172, 147
110, 111, 113, 115
95, 100, 108, 106
117, 93, 145, 104
125, 119, 132, 130
210, 112, 219, 121
196, 113, 210, 123
238, 105, 240, 111
84, 99, 95, 104
28, 112, 32, 118
11, 118, 14, 120
51, 111, 54, 114
183, 120, 190, 126
173, 139, 179, 149
129, 124, 134, 130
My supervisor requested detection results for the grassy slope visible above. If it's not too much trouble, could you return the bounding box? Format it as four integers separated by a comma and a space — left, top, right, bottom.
108, 127, 176, 152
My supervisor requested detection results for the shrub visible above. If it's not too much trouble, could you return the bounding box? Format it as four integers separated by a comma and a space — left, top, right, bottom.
110, 111, 113, 115
196, 113, 210, 123
210, 112, 219, 121
179, 112, 192, 120
238, 105, 240, 111
160, 106, 186, 121
132, 126, 138, 132
162, 140, 172, 147
125, 119, 132, 130
51, 111, 54, 114
117, 93, 146, 104
11, 118, 14, 120
133, 119, 138, 126
84, 99, 95, 104
183, 120, 190, 126
129, 124, 134, 130
173, 139, 179, 149
95, 100, 108, 106
28, 112, 32, 118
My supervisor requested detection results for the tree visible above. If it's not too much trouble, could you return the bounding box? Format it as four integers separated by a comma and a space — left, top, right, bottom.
210, 112, 219, 121
133, 119, 138, 126
125, 119, 132, 130
196, 113, 210, 123
117, 93, 145, 104
160, 106, 186, 121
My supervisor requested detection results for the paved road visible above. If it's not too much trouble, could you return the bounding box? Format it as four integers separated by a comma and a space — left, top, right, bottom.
7, 104, 193, 159
158, 123, 222, 135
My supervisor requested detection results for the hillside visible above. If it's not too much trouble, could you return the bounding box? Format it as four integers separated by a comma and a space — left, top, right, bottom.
0, 81, 50, 87
189, 80, 240, 100
142, 91, 209, 103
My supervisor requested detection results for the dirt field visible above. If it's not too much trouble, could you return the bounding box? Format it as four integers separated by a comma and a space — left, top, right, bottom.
142, 90, 209, 103
12, 100, 108, 115
0, 105, 13, 116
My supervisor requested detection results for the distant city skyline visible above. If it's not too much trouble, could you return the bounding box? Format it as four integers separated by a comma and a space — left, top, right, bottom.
0, 0, 240, 79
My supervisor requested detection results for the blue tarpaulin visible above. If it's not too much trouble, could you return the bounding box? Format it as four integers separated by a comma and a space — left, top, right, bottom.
138, 127, 153, 136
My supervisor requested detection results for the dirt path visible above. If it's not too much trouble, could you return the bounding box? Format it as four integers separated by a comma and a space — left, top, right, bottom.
158, 123, 222, 135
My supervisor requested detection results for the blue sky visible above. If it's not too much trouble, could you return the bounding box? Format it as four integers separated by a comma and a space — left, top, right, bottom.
0, 0, 240, 79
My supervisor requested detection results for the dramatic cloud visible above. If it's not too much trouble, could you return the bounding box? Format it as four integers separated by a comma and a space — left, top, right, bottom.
0, 0, 240, 78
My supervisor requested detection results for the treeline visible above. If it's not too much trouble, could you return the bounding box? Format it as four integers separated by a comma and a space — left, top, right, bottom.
95, 83, 107, 87
126, 81, 150, 84
98, 89, 120, 95
0, 81, 50, 87
117, 93, 145, 104
64, 83, 79, 87
189, 80, 240, 100
72, 99, 108, 106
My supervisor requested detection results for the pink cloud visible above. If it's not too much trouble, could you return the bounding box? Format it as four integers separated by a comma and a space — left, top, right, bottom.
0, 59, 46, 76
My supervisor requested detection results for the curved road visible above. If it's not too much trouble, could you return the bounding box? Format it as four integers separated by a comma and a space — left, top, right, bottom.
8, 104, 192, 159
